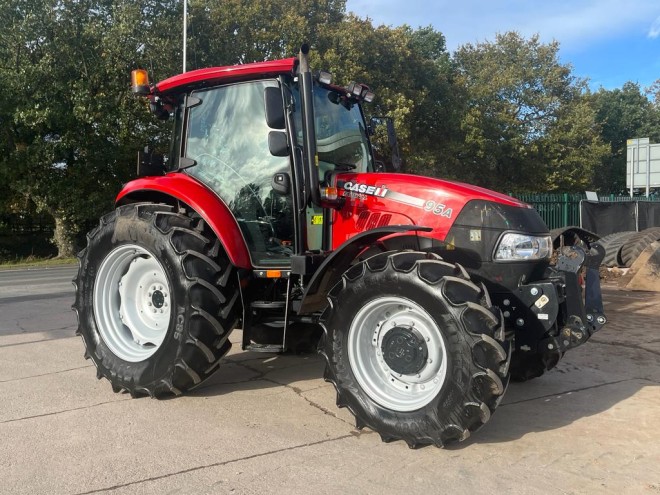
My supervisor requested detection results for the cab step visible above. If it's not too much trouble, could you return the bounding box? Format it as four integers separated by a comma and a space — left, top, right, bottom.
250, 300, 286, 310
244, 343, 285, 353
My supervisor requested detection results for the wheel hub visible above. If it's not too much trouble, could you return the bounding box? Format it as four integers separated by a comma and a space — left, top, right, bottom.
151, 290, 165, 309
381, 326, 428, 375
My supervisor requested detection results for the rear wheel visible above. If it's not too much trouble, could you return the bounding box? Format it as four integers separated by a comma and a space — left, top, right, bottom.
73, 203, 240, 397
320, 251, 511, 447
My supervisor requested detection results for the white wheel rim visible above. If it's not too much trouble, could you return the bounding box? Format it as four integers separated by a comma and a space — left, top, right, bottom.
347, 296, 448, 412
93, 244, 172, 362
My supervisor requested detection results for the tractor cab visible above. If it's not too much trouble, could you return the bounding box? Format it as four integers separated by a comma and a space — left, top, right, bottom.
131, 49, 380, 271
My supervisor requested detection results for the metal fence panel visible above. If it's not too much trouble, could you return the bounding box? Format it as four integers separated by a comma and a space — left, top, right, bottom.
511, 193, 660, 231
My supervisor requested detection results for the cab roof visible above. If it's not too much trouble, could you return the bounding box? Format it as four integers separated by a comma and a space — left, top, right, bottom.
155, 57, 297, 94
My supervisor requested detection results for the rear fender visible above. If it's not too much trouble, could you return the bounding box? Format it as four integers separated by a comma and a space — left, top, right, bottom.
116, 174, 251, 269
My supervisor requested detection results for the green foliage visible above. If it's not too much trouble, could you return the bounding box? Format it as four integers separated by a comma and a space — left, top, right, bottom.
316, 18, 457, 173
0, 0, 179, 255
590, 82, 660, 192
187, 0, 345, 68
452, 32, 607, 193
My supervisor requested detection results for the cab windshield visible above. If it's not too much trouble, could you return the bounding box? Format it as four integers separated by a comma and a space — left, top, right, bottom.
292, 84, 374, 173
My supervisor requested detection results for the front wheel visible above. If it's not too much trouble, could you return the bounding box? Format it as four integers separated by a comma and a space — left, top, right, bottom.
73, 203, 240, 397
320, 251, 511, 448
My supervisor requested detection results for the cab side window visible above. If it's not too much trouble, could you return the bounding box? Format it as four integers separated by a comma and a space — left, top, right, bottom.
185, 80, 293, 267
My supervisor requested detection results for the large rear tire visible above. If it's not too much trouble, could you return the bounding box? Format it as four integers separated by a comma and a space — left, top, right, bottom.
73, 203, 240, 397
320, 251, 511, 448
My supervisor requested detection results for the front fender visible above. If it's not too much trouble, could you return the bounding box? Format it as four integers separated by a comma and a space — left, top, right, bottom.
116, 174, 251, 269
297, 225, 432, 314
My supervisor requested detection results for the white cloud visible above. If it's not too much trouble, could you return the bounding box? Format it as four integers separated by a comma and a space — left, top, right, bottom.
347, 0, 660, 52
649, 16, 660, 38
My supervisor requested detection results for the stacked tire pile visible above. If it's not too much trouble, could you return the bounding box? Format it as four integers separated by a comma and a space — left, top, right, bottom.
599, 227, 660, 268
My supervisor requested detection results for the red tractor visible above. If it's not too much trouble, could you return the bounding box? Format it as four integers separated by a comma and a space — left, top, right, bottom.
73, 45, 606, 447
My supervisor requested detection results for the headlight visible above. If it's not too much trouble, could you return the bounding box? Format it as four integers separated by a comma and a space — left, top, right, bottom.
494, 233, 552, 261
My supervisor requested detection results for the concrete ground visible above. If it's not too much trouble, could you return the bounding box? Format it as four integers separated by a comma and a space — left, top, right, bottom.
1, 266, 659, 495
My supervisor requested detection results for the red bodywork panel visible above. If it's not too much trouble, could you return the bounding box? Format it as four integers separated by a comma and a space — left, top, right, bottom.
332, 172, 530, 249
116, 174, 251, 269
155, 58, 297, 94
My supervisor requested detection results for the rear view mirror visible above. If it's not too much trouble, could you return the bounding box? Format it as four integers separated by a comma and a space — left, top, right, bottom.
265, 86, 285, 129
268, 131, 289, 157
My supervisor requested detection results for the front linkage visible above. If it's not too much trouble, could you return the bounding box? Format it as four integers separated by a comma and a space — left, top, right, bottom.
504, 231, 607, 374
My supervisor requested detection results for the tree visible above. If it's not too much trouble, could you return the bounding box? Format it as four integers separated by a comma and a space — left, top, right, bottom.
0, 0, 180, 256
187, 0, 346, 68
316, 18, 458, 175
590, 82, 660, 193
452, 32, 607, 193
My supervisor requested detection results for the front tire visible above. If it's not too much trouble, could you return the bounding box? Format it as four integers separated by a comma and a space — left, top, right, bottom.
320, 251, 511, 448
73, 203, 240, 397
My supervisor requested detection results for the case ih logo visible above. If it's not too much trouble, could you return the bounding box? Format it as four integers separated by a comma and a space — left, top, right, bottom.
339, 180, 453, 218
342, 181, 389, 197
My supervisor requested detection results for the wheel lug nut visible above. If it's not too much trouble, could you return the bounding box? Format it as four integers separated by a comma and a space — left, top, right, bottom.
148, 302, 152, 306
153, 309, 157, 313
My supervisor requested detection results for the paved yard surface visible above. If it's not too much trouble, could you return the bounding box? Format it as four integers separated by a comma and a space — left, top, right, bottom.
1, 266, 659, 494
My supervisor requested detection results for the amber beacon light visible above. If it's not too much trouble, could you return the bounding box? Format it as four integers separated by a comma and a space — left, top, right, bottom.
131, 69, 150, 95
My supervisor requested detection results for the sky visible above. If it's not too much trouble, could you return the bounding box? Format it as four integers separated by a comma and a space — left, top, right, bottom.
345, 0, 660, 92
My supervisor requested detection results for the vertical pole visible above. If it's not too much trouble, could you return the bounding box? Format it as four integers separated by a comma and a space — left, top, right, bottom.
646, 141, 651, 198
630, 146, 635, 198
183, 0, 187, 73
579, 199, 583, 229
563, 193, 569, 228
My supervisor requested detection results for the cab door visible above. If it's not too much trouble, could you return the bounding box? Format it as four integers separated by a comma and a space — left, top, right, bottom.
184, 80, 294, 268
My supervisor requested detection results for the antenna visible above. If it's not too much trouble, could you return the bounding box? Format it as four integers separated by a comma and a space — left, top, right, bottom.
183, 0, 187, 73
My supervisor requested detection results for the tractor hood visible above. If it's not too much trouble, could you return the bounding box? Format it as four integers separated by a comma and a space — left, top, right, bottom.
332, 172, 542, 248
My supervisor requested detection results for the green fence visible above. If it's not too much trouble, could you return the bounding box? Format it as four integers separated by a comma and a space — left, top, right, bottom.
510, 193, 582, 229
510, 193, 660, 230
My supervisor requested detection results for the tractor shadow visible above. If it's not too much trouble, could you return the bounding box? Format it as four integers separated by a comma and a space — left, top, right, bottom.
190, 287, 660, 447
189, 335, 327, 399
